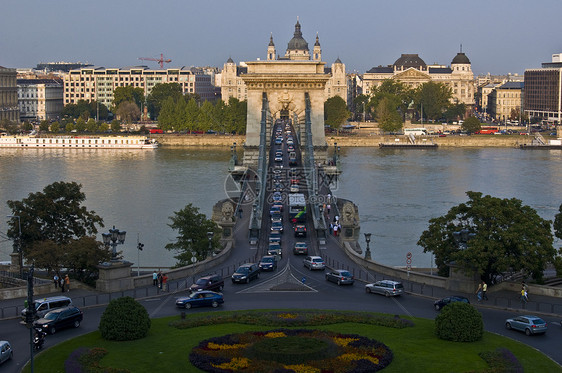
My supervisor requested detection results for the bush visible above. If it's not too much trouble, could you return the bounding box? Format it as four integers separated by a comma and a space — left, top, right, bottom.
99, 297, 151, 341
435, 302, 483, 342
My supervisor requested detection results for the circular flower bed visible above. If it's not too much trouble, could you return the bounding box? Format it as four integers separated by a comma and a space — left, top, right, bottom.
189, 329, 393, 373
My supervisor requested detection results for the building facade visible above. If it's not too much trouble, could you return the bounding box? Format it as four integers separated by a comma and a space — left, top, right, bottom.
63, 66, 216, 109
221, 21, 347, 106
524, 53, 562, 124
487, 81, 524, 122
18, 79, 64, 121
0, 66, 20, 123
363, 52, 475, 107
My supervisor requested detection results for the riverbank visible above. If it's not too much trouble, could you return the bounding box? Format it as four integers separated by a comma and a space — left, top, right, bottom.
153, 133, 538, 148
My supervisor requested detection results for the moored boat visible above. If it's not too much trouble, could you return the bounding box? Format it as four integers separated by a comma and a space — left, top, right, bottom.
0, 134, 158, 150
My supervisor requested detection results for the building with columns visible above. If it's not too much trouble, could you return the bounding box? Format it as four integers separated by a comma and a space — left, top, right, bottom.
0, 66, 20, 123
363, 52, 475, 108
18, 78, 64, 121
221, 20, 347, 106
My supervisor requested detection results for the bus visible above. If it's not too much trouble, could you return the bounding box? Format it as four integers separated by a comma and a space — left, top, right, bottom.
404, 128, 427, 136
149, 129, 163, 134
288, 193, 306, 223
477, 126, 499, 134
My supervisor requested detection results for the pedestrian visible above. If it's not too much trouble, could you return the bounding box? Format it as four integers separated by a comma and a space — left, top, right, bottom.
520, 287, 527, 308
152, 271, 158, 286
522, 281, 529, 300
162, 273, 168, 292
60, 277, 65, 293
53, 273, 59, 289
65, 274, 70, 292
327, 204, 331, 214
327, 193, 331, 203
333, 224, 338, 236
482, 281, 488, 301
476, 282, 482, 302
158, 271, 163, 289
329, 222, 334, 235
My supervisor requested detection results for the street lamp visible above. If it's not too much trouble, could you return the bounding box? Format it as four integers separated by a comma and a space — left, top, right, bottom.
102, 225, 126, 261
7, 215, 22, 278
207, 231, 214, 257
364, 233, 372, 260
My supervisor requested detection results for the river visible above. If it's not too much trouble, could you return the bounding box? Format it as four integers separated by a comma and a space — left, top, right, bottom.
0, 146, 560, 268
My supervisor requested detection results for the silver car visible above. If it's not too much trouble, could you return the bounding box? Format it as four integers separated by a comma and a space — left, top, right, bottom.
365, 280, 404, 297
0, 341, 13, 365
325, 269, 354, 286
505, 315, 547, 335
303, 256, 325, 270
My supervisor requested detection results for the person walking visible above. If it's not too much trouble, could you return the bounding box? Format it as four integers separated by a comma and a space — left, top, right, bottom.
60, 277, 65, 293
158, 271, 163, 289
152, 271, 158, 286
482, 281, 488, 301
476, 282, 483, 302
53, 273, 59, 289
162, 273, 168, 292
327, 204, 331, 214
64, 274, 70, 292
520, 287, 528, 308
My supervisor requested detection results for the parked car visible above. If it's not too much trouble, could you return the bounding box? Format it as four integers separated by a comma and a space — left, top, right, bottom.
231, 263, 260, 284
294, 224, 306, 237
325, 269, 354, 286
189, 274, 224, 292
34, 305, 83, 335
505, 315, 547, 336
21, 296, 73, 320
365, 280, 404, 297
293, 242, 308, 255
434, 296, 470, 311
0, 341, 13, 365
303, 256, 325, 270
258, 255, 278, 271
176, 290, 224, 309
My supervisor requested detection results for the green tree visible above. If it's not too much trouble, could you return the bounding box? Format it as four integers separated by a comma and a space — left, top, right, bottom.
49, 121, 60, 133
375, 95, 403, 133
554, 203, 562, 241
352, 94, 370, 121
146, 83, 183, 120
443, 103, 466, 123
462, 116, 481, 134
165, 203, 221, 266
99, 122, 109, 132
113, 86, 144, 110
116, 101, 140, 124
414, 82, 452, 121
23, 121, 33, 132
324, 96, 350, 131
39, 120, 49, 132
6, 181, 106, 273
417, 191, 555, 282
111, 119, 121, 132
75, 117, 86, 132
197, 100, 216, 131
369, 79, 413, 119
65, 122, 75, 133
156, 97, 176, 131
86, 118, 98, 132
184, 97, 200, 131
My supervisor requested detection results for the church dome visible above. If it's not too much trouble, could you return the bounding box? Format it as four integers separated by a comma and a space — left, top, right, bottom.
452, 52, 471, 64
287, 20, 309, 51
226, 57, 234, 63
393, 54, 426, 68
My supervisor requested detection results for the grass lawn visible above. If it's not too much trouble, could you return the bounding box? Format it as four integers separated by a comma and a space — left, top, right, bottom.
25, 310, 561, 373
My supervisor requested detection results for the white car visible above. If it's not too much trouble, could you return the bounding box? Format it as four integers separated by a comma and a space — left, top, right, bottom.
0, 341, 13, 365
303, 256, 325, 270
365, 280, 404, 297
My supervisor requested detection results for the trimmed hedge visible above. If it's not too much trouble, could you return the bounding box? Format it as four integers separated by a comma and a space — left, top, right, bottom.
99, 296, 151, 341
434, 302, 483, 342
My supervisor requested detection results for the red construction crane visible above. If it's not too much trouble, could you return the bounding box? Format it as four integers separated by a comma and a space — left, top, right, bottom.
138, 53, 172, 68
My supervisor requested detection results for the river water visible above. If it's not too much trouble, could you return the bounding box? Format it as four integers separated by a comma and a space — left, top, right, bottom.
0, 146, 560, 268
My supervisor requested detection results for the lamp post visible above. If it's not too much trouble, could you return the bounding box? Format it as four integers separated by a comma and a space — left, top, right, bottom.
102, 226, 126, 261
364, 232, 372, 260
207, 231, 214, 257
7, 215, 22, 278
136, 240, 144, 277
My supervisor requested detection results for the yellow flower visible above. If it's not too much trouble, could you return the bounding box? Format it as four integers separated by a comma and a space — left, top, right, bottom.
332, 337, 359, 347
284, 364, 321, 373
264, 331, 287, 338
212, 357, 250, 370
278, 313, 298, 319
206, 342, 248, 350
338, 353, 379, 365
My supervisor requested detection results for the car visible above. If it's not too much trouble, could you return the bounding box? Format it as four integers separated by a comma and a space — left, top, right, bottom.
21, 296, 73, 320
294, 224, 306, 237
325, 269, 354, 286
189, 274, 224, 292
274, 154, 283, 162
271, 211, 283, 224
231, 263, 260, 283
258, 255, 278, 271
289, 184, 299, 193
433, 296, 470, 311
293, 242, 308, 255
365, 280, 404, 297
0, 341, 12, 365
34, 305, 83, 335
271, 220, 284, 233
267, 242, 282, 257
176, 290, 224, 309
303, 256, 325, 270
505, 315, 547, 335
272, 192, 283, 202
275, 137, 283, 145
287, 144, 295, 152
270, 205, 282, 216
269, 231, 282, 243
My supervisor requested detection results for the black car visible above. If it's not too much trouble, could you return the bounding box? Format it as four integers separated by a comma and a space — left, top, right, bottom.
34, 305, 83, 335
294, 224, 306, 237
189, 274, 224, 292
258, 255, 278, 271
434, 296, 470, 311
231, 263, 260, 284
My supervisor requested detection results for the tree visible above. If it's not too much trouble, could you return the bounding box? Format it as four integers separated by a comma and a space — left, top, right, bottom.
86, 118, 98, 132
75, 117, 86, 132
112, 86, 144, 110
369, 79, 413, 120
116, 101, 140, 124
146, 83, 182, 120
324, 96, 350, 131
554, 203, 562, 241
99, 122, 109, 132
375, 95, 403, 133
49, 121, 60, 133
39, 120, 49, 132
462, 116, 481, 134
224, 97, 247, 134
165, 203, 220, 267
111, 119, 121, 132
65, 122, 75, 133
417, 191, 555, 282
352, 94, 370, 121
414, 82, 452, 121
6, 181, 107, 274
23, 121, 33, 132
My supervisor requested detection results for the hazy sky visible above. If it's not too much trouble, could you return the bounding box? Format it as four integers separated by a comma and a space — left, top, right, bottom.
2, 0, 561, 76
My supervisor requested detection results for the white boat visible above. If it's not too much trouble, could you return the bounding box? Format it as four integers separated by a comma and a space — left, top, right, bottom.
0, 134, 158, 150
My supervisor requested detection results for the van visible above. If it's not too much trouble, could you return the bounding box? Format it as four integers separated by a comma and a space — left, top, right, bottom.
21, 296, 72, 320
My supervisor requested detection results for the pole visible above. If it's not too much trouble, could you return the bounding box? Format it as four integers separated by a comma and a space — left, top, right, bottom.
137, 233, 140, 277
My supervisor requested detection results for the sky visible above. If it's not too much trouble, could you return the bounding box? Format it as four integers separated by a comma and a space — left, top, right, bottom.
1, 0, 561, 76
